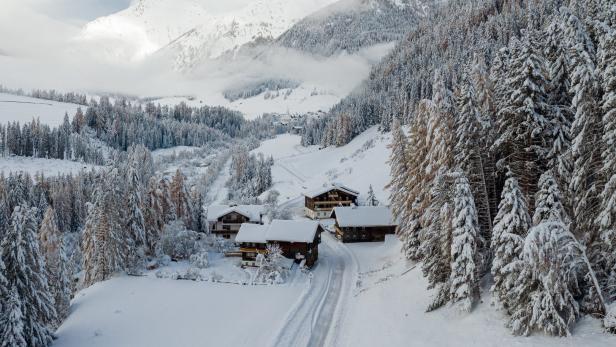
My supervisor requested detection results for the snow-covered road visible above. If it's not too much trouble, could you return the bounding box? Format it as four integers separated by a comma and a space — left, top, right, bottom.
269, 232, 357, 347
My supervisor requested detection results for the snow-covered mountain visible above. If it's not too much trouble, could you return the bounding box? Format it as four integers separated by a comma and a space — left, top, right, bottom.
79, 0, 340, 68
276, 0, 431, 56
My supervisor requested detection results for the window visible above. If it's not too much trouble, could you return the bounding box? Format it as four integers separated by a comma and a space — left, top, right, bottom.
223, 225, 231, 231
223, 234, 230, 239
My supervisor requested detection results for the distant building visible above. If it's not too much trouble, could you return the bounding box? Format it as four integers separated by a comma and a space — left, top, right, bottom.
235, 219, 323, 267
304, 184, 359, 219
330, 206, 398, 242
206, 205, 264, 240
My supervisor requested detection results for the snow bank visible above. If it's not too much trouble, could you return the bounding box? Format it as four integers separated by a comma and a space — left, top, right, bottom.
0, 92, 81, 126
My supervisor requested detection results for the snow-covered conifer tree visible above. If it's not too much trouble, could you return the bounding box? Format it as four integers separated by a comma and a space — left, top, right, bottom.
38, 206, 71, 323
597, 27, 616, 299
508, 172, 602, 336
455, 72, 492, 260
387, 118, 412, 240
490, 174, 531, 311
125, 163, 146, 266
493, 22, 551, 209
1, 205, 56, 346
0, 287, 27, 347
449, 171, 481, 312
365, 185, 379, 206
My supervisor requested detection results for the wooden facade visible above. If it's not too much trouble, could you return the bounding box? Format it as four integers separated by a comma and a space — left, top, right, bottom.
238, 242, 267, 266
334, 224, 397, 243
208, 208, 263, 240
330, 206, 398, 243
304, 187, 359, 219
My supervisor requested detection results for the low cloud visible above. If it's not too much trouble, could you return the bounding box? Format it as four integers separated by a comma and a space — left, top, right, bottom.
0, 1, 393, 110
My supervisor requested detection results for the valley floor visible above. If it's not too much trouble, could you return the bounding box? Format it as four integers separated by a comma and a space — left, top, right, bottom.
53, 129, 616, 346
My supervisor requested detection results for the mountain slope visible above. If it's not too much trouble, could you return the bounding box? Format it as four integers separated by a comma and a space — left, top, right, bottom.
275, 0, 431, 56
80, 0, 340, 68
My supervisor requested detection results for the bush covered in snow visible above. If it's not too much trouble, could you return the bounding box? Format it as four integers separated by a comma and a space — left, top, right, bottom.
156, 221, 202, 260
254, 243, 288, 285
190, 251, 209, 269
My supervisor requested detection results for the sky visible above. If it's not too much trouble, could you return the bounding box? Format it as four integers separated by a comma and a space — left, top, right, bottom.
30, 0, 132, 23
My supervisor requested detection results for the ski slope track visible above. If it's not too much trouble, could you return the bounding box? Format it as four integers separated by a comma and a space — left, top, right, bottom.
269, 233, 357, 347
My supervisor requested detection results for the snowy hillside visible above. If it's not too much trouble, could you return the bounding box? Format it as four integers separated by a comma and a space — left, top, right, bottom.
276, 0, 429, 56
252, 126, 391, 205
339, 236, 616, 347
80, 0, 340, 68
0, 93, 82, 126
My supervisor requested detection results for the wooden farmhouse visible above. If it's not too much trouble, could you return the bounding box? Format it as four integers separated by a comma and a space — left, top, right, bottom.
304, 184, 359, 219
330, 206, 398, 242
236, 219, 323, 267
206, 205, 264, 240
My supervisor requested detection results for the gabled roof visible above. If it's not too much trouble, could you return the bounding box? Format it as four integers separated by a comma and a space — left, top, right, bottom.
236, 224, 268, 244
206, 205, 264, 222
304, 183, 360, 199
331, 206, 397, 228
266, 220, 321, 243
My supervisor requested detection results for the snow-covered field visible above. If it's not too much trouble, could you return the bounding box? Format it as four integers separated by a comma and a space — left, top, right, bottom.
54, 276, 302, 347
154, 83, 343, 121
0, 156, 98, 176
252, 126, 391, 205
0, 92, 82, 126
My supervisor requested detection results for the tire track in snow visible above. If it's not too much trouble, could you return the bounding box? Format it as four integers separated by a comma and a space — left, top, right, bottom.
269, 233, 357, 347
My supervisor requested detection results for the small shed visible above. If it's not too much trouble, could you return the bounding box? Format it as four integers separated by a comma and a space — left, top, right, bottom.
330, 206, 398, 242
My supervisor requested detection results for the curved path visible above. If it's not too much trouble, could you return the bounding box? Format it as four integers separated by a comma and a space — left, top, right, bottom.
270, 233, 357, 347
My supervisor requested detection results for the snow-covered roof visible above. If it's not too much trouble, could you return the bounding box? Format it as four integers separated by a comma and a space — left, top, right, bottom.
304, 183, 360, 199
265, 220, 321, 243
206, 205, 264, 222
235, 224, 269, 244
331, 206, 397, 228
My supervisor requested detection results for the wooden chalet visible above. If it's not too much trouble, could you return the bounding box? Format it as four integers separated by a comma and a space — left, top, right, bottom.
330, 206, 398, 242
206, 205, 264, 240
304, 184, 359, 219
236, 219, 323, 267
236, 224, 268, 267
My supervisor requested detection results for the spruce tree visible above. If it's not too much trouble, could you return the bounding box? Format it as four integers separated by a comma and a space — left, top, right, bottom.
508, 172, 603, 336
490, 174, 531, 311
597, 28, 616, 298
420, 169, 453, 311
455, 72, 492, 264
38, 206, 71, 324
493, 24, 551, 209
449, 171, 481, 312
1, 205, 56, 346
0, 287, 27, 347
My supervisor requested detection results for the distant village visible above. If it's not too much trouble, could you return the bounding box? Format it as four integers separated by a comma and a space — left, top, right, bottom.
206, 184, 398, 268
